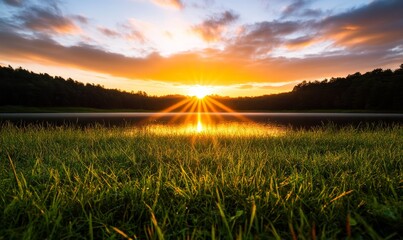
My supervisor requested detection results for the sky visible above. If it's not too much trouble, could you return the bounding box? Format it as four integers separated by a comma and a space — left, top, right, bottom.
0, 0, 402, 97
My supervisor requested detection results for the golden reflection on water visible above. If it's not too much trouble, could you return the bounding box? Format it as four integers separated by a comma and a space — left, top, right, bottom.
135, 96, 286, 137
197, 112, 203, 133
131, 119, 286, 137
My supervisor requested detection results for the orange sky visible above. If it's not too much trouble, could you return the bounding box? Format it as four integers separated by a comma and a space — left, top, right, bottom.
0, 0, 402, 96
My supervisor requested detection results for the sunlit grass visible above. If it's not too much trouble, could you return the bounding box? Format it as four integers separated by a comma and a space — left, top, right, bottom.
131, 122, 286, 137
0, 123, 402, 239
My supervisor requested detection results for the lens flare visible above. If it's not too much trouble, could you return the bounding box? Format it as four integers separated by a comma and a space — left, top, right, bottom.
188, 85, 213, 99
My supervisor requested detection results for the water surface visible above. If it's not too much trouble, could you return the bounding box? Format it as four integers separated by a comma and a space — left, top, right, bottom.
1, 112, 402, 129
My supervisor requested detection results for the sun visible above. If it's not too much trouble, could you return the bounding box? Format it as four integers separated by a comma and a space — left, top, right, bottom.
188, 85, 213, 99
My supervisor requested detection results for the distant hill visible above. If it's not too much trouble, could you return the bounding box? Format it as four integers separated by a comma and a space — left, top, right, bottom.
1, 64, 402, 111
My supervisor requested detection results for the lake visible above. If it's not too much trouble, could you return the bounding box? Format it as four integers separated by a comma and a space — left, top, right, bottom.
1, 112, 402, 129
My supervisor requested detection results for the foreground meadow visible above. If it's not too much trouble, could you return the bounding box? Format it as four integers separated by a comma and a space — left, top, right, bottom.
0, 123, 402, 239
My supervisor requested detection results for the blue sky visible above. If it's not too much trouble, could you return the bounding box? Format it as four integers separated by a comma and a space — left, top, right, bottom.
0, 0, 402, 96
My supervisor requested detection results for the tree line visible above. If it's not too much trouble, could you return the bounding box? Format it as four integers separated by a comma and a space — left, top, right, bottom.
0, 66, 183, 110
1, 64, 402, 111
219, 65, 403, 111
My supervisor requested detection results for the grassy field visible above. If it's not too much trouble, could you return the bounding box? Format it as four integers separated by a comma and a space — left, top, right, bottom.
0, 123, 402, 239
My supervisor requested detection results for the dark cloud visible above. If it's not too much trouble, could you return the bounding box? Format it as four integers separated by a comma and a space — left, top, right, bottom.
192, 10, 239, 42
282, 0, 310, 15
281, 0, 324, 19
300, 8, 323, 18
19, 6, 81, 35
319, 0, 403, 50
245, 21, 299, 37
226, 21, 301, 57
0, 16, 18, 32
232, 0, 403, 56
2, 0, 23, 7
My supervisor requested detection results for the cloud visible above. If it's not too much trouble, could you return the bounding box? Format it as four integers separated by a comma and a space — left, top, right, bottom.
98, 27, 121, 38
192, 10, 239, 42
191, 0, 214, 9
0, 0, 402, 89
97, 20, 147, 43
73, 15, 89, 24
151, 0, 184, 9
126, 30, 146, 43
236, 0, 403, 55
235, 82, 300, 94
2, 0, 23, 7
19, 6, 81, 35
259, 81, 301, 90
319, 0, 403, 50
300, 8, 323, 18
122, 20, 148, 43
237, 84, 253, 89
281, 0, 324, 19
225, 21, 301, 57
1, 29, 401, 87
282, 0, 310, 15
285, 35, 317, 49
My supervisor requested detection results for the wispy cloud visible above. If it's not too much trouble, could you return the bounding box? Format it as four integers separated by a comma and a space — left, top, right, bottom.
98, 27, 120, 38
282, 0, 310, 15
73, 15, 89, 25
237, 82, 300, 93
97, 20, 147, 44
285, 35, 317, 50
281, 0, 324, 19
190, 0, 214, 9
192, 10, 239, 42
122, 19, 148, 43
151, 0, 184, 10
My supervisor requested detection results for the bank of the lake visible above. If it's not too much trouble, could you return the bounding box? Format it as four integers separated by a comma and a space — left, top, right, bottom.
1, 112, 403, 130
1, 105, 403, 113
0, 124, 402, 239
0, 105, 152, 113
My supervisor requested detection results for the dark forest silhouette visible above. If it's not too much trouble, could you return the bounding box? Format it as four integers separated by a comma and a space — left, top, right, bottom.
1, 64, 402, 111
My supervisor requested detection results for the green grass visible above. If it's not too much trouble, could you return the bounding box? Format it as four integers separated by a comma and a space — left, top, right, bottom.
0, 123, 402, 239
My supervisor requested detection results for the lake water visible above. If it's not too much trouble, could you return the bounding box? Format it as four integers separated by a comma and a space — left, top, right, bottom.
1, 112, 402, 129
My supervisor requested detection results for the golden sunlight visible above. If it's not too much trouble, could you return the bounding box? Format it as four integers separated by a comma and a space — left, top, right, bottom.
188, 85, 213, 99
197, 112, 203, 132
